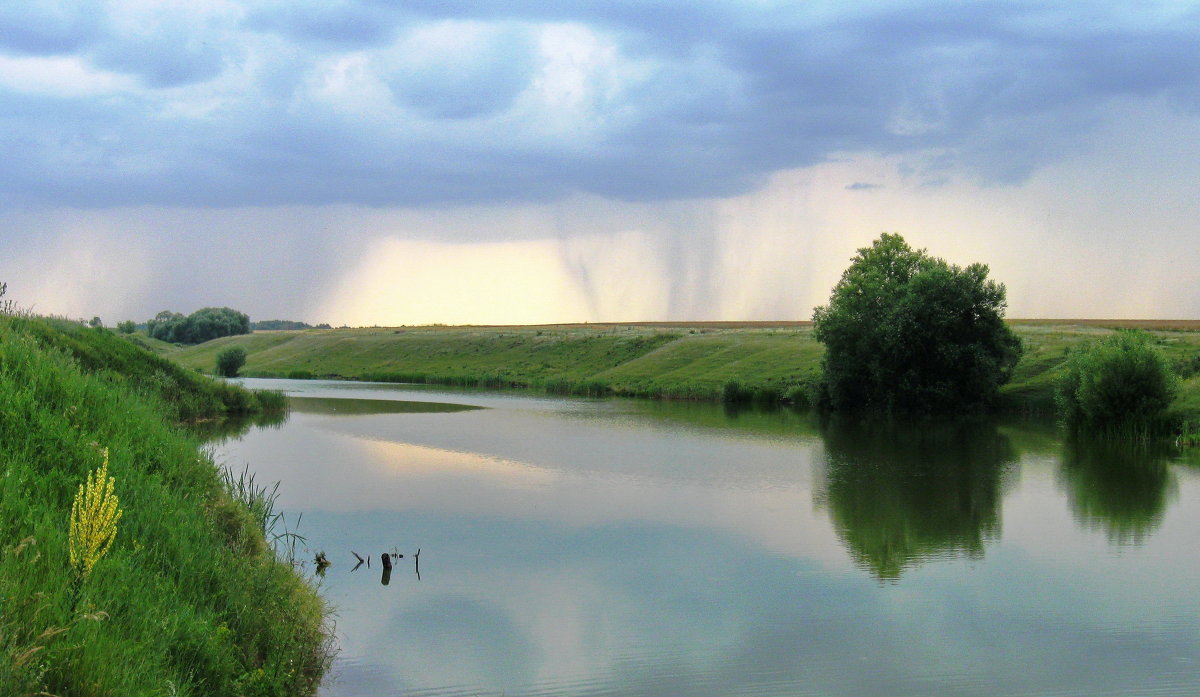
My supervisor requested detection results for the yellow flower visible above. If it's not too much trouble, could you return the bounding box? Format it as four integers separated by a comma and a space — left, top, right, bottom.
68, 448, 123, 579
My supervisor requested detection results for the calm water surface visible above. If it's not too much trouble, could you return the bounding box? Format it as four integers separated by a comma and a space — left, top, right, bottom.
214, 379, 1200, 697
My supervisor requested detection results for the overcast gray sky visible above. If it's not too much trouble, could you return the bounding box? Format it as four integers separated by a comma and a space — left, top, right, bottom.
3, 1, 1199, 324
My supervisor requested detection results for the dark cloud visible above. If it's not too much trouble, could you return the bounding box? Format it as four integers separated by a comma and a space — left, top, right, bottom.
91, 33, 231, 89
381, 25, 539, 120
244, 1, 405, 47
1, 1, 1197, 207
0, 2, 102, 55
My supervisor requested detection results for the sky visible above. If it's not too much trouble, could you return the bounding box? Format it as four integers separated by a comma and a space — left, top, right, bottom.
2, 0, 1199, 325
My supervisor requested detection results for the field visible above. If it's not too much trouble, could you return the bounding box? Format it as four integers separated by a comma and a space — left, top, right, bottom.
164, 321, 1200, 422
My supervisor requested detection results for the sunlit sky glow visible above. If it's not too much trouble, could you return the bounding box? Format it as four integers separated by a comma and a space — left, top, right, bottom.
2, 1, 1198, 324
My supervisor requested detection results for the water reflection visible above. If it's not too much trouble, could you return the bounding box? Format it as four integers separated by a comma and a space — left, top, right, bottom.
211, 380, 1200, 697
190, 408, 289, 443
290, 397, 484, 416
1058, 437, 1179, 544
818, 418, 1017, 580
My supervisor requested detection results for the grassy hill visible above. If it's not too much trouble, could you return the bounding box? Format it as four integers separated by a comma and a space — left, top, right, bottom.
0, 315, 328, 695
16, 317, 286, 421
166, 320, 1200, 423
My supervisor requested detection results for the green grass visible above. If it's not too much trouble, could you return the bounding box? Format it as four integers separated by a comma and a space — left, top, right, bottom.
167, 321, 1200, 426
0, 315, 330, 696
170, 325, 824, 402
999, 323, 1200, 426
11, 317, 287, 422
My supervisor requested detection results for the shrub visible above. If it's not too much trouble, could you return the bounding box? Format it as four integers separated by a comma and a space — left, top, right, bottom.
1056, 330, 1178, 433
784, 384, 812, 409
722, 380, 752, 404
216, 346, 248, 378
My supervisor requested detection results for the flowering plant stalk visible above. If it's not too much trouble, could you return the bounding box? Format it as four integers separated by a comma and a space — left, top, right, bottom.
69, 448, 122, 580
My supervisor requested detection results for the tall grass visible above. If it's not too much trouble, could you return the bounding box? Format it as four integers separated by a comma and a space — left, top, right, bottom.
0, 315, 330, 696
219, 464, 306, 562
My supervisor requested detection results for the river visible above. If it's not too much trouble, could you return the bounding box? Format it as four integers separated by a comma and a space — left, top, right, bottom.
212, 378, 1200, 697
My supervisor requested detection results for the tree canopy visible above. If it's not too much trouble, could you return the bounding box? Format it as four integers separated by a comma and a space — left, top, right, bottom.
147, 307, 250, 345
812, 233, 1022, 415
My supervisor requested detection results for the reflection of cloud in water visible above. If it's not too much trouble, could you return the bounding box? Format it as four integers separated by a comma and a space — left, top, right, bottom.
381, 597, 540, 690
312, 509, 1200, 697
360, 438, 561, 485
218, 410, 849, 567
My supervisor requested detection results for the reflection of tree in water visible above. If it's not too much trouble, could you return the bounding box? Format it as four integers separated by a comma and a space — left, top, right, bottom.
1058, 437, 1177, 545
817, 418, 1016, 581
189, 408, 290, 444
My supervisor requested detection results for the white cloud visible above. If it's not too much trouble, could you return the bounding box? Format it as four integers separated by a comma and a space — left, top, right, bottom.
0, 54, 135, 96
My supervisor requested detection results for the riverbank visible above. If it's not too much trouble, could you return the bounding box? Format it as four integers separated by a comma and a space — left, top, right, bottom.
166, 320, 1200, 423
0, 316, 330, 695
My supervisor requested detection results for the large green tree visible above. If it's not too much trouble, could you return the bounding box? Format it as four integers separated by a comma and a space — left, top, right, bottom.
812, 233, 1022, 415
147, 307, 250, 345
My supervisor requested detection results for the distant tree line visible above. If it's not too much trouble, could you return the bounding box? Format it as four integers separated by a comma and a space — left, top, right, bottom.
251, 319, 332, 331
147, 307, 250, 345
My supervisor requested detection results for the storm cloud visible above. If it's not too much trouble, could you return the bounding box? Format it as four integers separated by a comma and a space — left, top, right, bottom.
3, 0, 1198, 208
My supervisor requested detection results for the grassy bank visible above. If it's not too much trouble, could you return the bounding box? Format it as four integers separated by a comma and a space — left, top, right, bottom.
169, 324, 824, 402
16, 317, 287, 421
166, 320, 1200, 423
0, 315, 329, 696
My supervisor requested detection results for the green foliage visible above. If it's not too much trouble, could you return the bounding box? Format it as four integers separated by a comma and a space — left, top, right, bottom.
116, 320, 137, 334
148, 307, 250, 345
216, 346, 248, 378
1173, 354, 1200, 379
0, 314, 330, 695
1056, 330, 1178, 433
722, 379, 752, 404
88, 316, 103, 328
1178, 420, 1200, 448
783, 383, 812, 409
251, 319, 333, 331
812, 233, 1022, 415
252, 319, 311, 331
